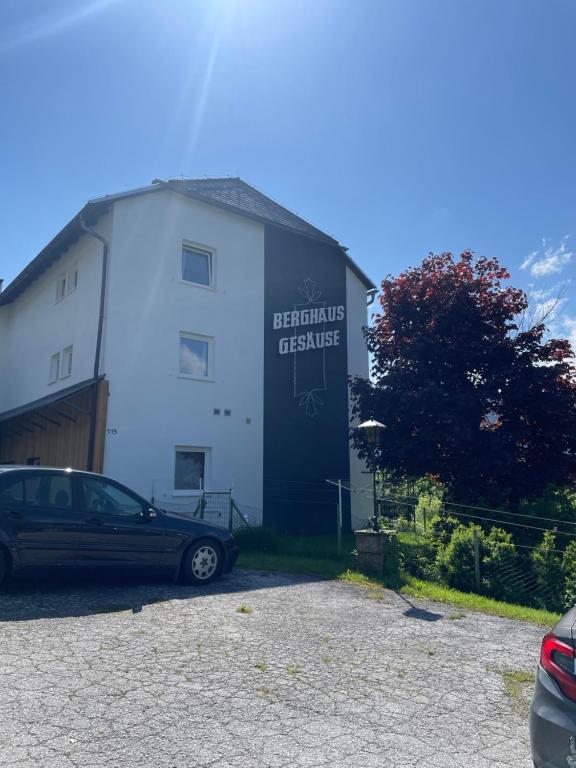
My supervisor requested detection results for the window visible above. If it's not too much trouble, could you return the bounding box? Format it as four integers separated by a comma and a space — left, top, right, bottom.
0, 479, 24, 507
80, 477, 144, 517
179, 333, 211, 378
55, 268, 78, 302
175, 448, 208, 492
49, 352, 60, 383
23, 474, 72, 509
61, 346, 73, 378
182, 245, 212, 287
56, 275, 67, 302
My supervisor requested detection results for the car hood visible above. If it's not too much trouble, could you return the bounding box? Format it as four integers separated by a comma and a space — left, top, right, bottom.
159, 509, 232, 539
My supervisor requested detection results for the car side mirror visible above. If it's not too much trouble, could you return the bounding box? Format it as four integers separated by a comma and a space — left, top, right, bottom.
138, 508, 157, 521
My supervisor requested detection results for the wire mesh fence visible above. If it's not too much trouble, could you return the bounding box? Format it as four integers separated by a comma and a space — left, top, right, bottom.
157, 492, 252, 532
329, 475, 575, 613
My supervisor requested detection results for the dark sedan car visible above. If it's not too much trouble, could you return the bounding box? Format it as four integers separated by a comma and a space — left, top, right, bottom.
0, 466, 238, 586
530, 607, 576, 767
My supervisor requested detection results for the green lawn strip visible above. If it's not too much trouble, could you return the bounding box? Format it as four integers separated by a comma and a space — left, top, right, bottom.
401, 577, 560, 627
236, 550, 560, 627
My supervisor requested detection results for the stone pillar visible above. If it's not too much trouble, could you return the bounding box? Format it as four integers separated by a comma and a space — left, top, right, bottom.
354, 529, 400, 586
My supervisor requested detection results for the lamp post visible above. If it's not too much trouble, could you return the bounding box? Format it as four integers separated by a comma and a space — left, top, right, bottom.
358, 419, 385, 531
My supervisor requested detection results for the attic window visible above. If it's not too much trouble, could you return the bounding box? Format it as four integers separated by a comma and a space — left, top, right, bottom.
55, 268, 78, 303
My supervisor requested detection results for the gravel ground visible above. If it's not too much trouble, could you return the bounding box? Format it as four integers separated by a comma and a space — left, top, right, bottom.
0, 569, 543, 767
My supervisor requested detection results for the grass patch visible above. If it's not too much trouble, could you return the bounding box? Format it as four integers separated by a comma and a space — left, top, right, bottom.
487, 667, 536, 715
446, 611, 466, 620
254, 661, 268, 672
402, 577, 560, 627
364, 591, 385, 601
286, 665, 301, 675
236, 604, 253, 615
236, 535, 561, 627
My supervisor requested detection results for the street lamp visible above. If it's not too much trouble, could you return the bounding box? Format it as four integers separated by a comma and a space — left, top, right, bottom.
358, 419, 386, 531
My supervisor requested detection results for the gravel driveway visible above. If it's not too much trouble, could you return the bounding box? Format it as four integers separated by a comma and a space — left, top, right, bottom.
0, 569, 543, 767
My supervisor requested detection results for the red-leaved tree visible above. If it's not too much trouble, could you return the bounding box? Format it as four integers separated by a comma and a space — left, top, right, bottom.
350, 251, 576, 503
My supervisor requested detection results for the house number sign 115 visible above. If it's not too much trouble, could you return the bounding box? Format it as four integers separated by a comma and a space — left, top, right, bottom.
107, 428, 119, 435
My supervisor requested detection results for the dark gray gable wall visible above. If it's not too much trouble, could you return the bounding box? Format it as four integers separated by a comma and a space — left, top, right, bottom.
263, 226, 351, 534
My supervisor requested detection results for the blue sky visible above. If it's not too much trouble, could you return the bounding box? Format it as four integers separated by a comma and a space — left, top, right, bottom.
1, 0, 575, 340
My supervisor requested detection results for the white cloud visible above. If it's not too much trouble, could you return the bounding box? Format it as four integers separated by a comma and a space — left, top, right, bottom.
520, 251, 538, 270
534, 297, 566, 323
530, 238, 573, 278
561, 315, 576, 350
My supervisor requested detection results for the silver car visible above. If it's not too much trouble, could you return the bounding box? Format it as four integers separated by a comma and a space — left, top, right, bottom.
530, 607, 576, 767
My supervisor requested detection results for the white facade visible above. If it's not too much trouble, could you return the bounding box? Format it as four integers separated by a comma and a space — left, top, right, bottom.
0, 181, 373, 531
0, 215, 111, 414
101, 190, 265, 518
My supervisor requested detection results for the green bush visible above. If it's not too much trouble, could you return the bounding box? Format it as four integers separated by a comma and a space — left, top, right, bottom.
430, 514, 461, 548
398, 533, 439, 580
531, 531, 563, 612
415, 493, 443, 533
482, 528, 521, 603
437, 524, 484, 593
562, 541, 576, 610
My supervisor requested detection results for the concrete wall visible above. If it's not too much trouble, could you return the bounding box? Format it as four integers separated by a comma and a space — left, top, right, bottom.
346, 266, 373, 529
101, 190, 265, 520
0, 213, 111, 413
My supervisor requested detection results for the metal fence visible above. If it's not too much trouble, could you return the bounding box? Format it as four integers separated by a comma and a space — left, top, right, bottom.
157, 491, 252, 532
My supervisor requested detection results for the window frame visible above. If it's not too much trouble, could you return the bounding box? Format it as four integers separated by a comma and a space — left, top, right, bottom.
49, 352, 61, 384
78, 475, 147, 518
55, 267, 79, 304
178, 332, 214, 381
173, 446, 210, 496
180, 241, 215, 290
61, 346, 73, 379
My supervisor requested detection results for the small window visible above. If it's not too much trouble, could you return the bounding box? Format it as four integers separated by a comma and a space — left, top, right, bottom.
61, 346, 73, 379
0, 479, 24, 507
179, 334, 211, 378
49, 352, 60, 383
182, 245, 212, 287
56, 275, 67, 302
175, 448, 207, 492
80, 477, 144, 517
55, 269, 78, 302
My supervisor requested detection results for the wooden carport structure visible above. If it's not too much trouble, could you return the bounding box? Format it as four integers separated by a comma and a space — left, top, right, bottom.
0, 377, 108, 471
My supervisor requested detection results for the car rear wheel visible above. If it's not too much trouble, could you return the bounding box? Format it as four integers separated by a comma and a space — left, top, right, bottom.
181, 539, 222, 585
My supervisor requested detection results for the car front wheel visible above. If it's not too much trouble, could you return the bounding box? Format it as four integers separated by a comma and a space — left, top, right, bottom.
181, 539, 222, 585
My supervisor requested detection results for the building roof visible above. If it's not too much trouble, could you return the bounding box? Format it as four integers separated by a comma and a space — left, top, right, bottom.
0, 178, 375, 305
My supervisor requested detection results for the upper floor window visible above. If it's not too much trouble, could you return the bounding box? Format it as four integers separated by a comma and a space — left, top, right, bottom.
179, 333, 212, 379
55, 268, 78, 303
182, 244, 213, 287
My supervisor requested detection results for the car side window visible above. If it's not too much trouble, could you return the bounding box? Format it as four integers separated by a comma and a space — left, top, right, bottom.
24, 474, 73, 509
0, 479, 24, 507
80, 478, 144, 518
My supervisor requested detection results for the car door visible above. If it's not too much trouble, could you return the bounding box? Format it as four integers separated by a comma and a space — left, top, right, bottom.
76, 475, 174, 567
0, 470, 81, 566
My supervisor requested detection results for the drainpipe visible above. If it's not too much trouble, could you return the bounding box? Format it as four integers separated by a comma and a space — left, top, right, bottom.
79, 215, 109, 472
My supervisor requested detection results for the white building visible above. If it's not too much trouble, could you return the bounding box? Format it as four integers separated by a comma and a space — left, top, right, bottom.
0, 178, 373, 532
